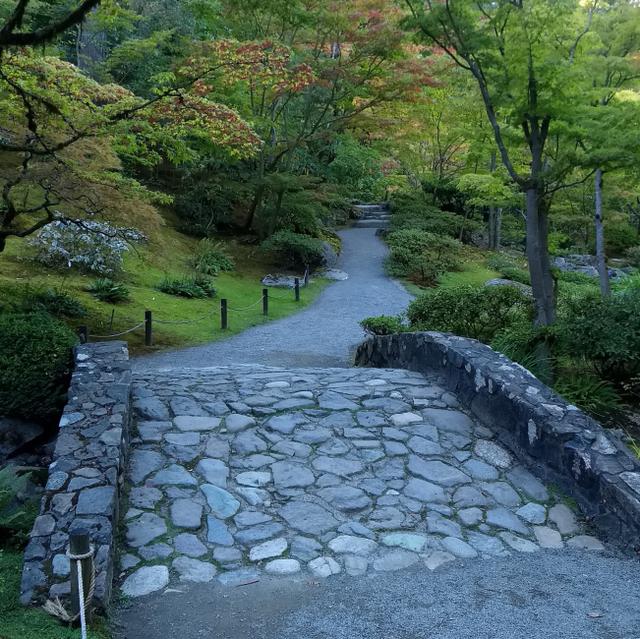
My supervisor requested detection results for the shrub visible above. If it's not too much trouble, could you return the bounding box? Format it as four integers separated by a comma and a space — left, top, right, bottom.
625, 245, 640, 267
25, 288, 87, 318
407, 285, 532, 343
556, 288, 640, 384
262, 231, 325, 269
0, 467, 38, 541
499, 266, 531, 285
0, 313, 76, 422
190, 239, 235, 276
385, 229, 465, 285
556, 270, 598, 287
157, 276, 216, 298
87, 278, 130, 303
602, 219, 639, 257
554, 374, 622, 422
30, 220, 145, 275
360, 315, 406, 336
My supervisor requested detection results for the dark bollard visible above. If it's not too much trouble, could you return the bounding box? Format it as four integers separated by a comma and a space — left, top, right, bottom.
221, 299, 228, 329
294, 278, 300, 302
144, 310, 153, 346
263, 288, 269, 316
78, 325, 88, 344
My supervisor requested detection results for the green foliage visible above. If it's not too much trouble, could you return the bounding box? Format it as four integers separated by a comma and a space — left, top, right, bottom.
386, 229, 465, 286
0, 313, 76, 422
486, 253, 530, 284
0, 467, 38, 541
407, 285, 532, 343
87, 278, 131, 303
554, 375, 622, 422
600, 219, 640, 257
557, 289, 640, 384
327, 135, 385, 200
157, 276, 216, 299
625, 245, 640, 267
360, 315, 405, 336
261, 231, 325, 269
556, 270, 598, 287
24, 288, 87, 318
189, 239, 235, 276
547, 231, 572, 255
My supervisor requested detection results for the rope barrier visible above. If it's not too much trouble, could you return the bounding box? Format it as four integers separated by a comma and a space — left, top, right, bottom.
226, 296, 265, 312
89, 322, 144, 338
154, 313, 210, 325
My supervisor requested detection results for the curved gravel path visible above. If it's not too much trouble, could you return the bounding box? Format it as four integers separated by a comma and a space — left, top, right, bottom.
134, 227, 411, 370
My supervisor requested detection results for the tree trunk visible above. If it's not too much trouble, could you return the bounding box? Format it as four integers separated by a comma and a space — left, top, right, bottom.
594, 168, 610, 297
487, 152, 502, 250
525, 187, 556, 326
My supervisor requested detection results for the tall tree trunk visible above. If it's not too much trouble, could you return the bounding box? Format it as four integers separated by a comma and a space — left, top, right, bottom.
525, 187, 556, 326
594, 168, 610, 297
487, 152, 502, 250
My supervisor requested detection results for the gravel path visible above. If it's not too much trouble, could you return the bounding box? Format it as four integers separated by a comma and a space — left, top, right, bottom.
134, 228, 411, 370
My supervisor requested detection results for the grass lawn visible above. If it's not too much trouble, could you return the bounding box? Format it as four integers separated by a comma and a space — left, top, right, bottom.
0, 547, 109, 639
0, 218, 329, 355
400, 260, 499, 298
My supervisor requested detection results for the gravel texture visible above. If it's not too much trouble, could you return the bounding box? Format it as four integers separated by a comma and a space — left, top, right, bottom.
114, 550, 640, 639
134, 228, 412, 370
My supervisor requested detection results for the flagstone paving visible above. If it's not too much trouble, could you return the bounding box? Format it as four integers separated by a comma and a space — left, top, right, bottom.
119, 365, 603, 598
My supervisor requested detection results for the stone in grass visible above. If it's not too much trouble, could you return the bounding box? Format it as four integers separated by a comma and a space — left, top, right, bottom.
201, 484, 240, 518
458, 508, 483, 527
174, 533, 207, 557
533, 526, 563, 549
170, 499, 203, 530
291, 536, 323, 561
381, 533, 427, 553
265, 559, 301, 575
129, 450, 165, 484
516, 503, 546, 525
172, 557, 217, 583
121, 566, 169, 598
441, 537, 478, 559
566, 535, 605, 551
126, 513, 167, 548
373, 550, 419, 572
485, 507, 529, 535
195, 459, 229, 487
249, 537, 288, 562
225, 414, 256, 433
213, 547, 243, 564
174, 416, 221, 432
328, 535, 378, 556
548, 504, 579, 535
308, 556, 342, 578
150, 464, 197, 487
424, 550, 456, 571
499, 532, 539, 553
206, 516, 234, 546
139, 543, 172, 561
236, 471, 271, 488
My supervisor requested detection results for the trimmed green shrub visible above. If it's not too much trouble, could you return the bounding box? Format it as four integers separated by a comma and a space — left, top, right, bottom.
407, 285, 532, 343
385, 229, 465, 286
556, 270, 598, 287
25, 288, 87, 318
556, 289, 640, 384
554, 374, 622, 422
0, 313, 76, 422
360, 315, 405, 336
262, 231, 325, 269
0, 467, 38, 541
625, 245, 640, 267
157, 276, 216, 299
190, 239, 235, 276
87, 278, 130, 303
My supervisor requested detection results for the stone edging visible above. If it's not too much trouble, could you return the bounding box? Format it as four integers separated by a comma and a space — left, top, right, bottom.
21, 341, 132, 608
355, 332, 640, 552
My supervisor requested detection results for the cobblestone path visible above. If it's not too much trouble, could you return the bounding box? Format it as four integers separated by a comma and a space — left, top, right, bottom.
119, 366, 602, 598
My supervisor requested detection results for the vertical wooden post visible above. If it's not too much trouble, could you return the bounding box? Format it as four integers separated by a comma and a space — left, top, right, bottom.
221, 299, 228, 330
303, 266, 309, 287
69, 529, 92, 624
144, 310, 153, 346
262, 288, 269, 316
294, 278, 300, 302
78, 325, 88, 344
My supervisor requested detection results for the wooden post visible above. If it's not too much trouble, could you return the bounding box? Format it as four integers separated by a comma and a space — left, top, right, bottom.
303, 266, 309, 287
144, 310, 153, 346
78, 325, 88, 344
69, 529, 92, 624
294, 278, 300, 302
221, 299, 228, 330
262, 288, 269, 316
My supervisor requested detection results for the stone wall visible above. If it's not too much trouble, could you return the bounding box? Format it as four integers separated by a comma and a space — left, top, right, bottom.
21, 341, 132, 608
355, 332, 640, 552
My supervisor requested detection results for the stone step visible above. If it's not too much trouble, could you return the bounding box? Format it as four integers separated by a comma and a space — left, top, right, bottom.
353, 219, 390, 228
353, 205, 389, 214
361, 214, 391, 220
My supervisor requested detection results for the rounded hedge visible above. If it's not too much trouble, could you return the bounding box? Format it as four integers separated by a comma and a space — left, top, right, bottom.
0, 313, 77, 423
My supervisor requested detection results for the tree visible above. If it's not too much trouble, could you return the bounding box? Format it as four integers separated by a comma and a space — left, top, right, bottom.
404, 0, 599, 326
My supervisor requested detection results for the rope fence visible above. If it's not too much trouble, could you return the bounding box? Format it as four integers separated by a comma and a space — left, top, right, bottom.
77, 278, 305, 345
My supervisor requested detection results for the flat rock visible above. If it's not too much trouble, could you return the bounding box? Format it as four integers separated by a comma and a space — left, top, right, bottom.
174, 533, 207, 557
150, 464, 197, 487
265, 559, 301, 575
126, 513, 167, 547
201, 484, 240, 518
318, 486, 371, 511
516, 503, 546, 524
403, 478, 448, 504
499, 532, 539, 553
271, 461, 315, 488
249, 537, 288, 561
196, 459, 229, 487
408, 456, 471, 487
533, 526, 563, 549
486, 507, 529, 535
279, 501, 338, 535
225, 414, 256, 433
308, 556, 341, 578
172, 557, 217, 582
328, 535, 378, 556
548, 504, 579, 535
121, 566, 169, 597
441, 537, 478, 559
567, 535, 604, 551
381, 533, 427, 553
174, 416, 221, 432
312, 456, 364, 476
474, 440, 512, 469
373, 550, 419, 572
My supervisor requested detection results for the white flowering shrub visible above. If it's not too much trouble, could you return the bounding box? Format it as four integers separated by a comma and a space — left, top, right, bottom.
30, 220, 146, 275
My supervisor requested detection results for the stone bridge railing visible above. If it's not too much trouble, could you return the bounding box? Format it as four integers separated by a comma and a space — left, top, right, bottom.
21, 341, 132, 608
355, 331, 640, 552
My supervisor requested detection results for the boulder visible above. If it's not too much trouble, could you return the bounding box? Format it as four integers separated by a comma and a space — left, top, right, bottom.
484, 278, 532, 296
320, 241, 338, 267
